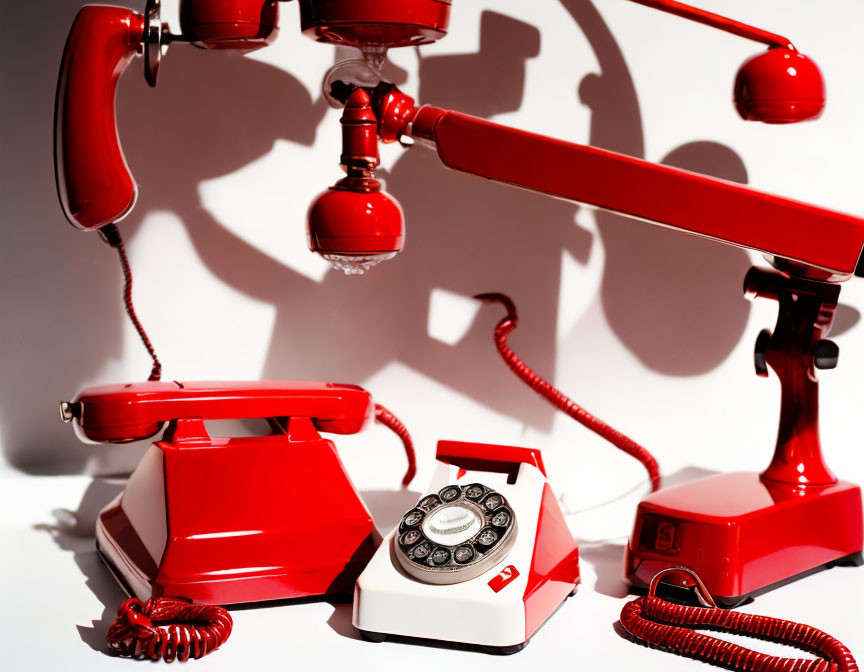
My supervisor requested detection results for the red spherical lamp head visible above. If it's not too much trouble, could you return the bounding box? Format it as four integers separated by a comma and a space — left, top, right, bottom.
735, 47, 825, 123
307, 178, 405, 275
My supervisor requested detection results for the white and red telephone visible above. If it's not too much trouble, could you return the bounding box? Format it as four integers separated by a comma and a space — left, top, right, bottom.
354, 440, 580, 654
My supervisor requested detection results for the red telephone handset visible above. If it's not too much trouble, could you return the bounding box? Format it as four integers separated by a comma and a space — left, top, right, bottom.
54, 1, 281, 231
55, 6, 145, 230
62, 380, 374, 443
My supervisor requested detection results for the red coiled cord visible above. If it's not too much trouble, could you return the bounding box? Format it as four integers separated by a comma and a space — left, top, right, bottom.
100, 224, 163, 382
375, 403, 417, 486
475, 293, 660, 491
620, 570, 857, 672
106, 597, 232, 663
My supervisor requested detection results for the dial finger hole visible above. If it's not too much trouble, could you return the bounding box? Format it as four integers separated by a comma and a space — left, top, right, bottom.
400, 530, 422, 546
477, 528, 499, 547
402, 509, 425, 528
411, 541, 432, 560
430, 548, 451, 566
464, 484, 485, 500
418, 495, 441, 511
491, 509, 512, 528
439, 486, 461, 503
482, 494, 503, 511
454, 545, 475, 564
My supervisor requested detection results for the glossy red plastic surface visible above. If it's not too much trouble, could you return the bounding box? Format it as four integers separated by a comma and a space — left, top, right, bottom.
55, 6, 144, 230
524, 483, 580, 639
745, 268, 839, 486
626, 0, 793, 49
341, 89, 380, 172
298, 0, 451, 48
378, 88, 864, 278
100, 415, 379, 604
308, 88, 405, 256
433, 441, 579, 641
307, 184, 405, 255
179, 0, 279, 50
436, 440, 547, 478
72, 380, 374, 443
625, 472, 864, 600
735, 48, 825, 123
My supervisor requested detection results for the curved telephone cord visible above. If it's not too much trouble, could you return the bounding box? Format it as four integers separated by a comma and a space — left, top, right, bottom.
106, 597, 232, 662
475, 293, 660, 492
620, 569, 857, 671
375, 403, 417, 486
100, 224, 163, 381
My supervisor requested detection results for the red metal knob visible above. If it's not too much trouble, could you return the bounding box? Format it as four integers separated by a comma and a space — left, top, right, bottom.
734, 48, 825, 123
307, 178, 405, 275
179, 0, 279, 50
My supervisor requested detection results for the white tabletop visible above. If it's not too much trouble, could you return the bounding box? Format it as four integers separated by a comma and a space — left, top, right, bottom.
1, 472, 861, 671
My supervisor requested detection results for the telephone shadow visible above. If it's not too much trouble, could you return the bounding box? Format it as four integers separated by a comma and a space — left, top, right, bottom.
34, 477, 129, 656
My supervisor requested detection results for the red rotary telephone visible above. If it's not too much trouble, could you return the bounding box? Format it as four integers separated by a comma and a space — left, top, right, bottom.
60, 381, 407, 605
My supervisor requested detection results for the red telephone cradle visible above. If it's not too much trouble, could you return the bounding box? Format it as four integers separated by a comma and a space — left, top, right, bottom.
62, 381, 382, 605
625, 269, 864, 606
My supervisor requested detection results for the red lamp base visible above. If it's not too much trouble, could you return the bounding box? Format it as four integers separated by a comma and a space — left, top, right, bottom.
625, 472, 863, 607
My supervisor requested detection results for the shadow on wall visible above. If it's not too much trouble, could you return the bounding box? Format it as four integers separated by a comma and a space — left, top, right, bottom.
563, 0, 752, 376
120, 8, 590, 435
2, 0, 755, 473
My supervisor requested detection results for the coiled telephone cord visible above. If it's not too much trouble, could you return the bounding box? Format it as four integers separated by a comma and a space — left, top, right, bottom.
106, 597, 232, 663
475, 293, 661, 492
620, 570, 857, 672
100, 224, 163, 381
375, 403, 417, 486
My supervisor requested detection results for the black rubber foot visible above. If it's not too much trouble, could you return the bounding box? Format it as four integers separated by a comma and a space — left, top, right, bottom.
482, 642, 527, 656
829, 551, 864, 568
359, 630, 388, 643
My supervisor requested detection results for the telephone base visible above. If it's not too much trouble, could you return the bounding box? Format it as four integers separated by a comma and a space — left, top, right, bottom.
94, 420, 382, 606
625, 471, 864, 604
353, 441, 580, 653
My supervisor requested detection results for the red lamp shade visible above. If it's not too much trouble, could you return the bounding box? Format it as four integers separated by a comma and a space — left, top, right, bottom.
307, 180, 405, 275
179, 0, 279, 50
298, 0, 451, 48
734, 48, 825, 123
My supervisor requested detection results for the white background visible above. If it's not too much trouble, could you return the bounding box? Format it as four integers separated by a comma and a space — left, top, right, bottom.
1, 0, 863, 669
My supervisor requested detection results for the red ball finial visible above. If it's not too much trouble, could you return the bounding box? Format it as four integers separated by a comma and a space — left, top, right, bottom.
735, 48, 825, 124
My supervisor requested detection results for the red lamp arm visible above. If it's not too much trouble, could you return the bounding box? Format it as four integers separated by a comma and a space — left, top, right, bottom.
55, 6, 145, 231
374, 88, 864, 279
625, 0, 794, 50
